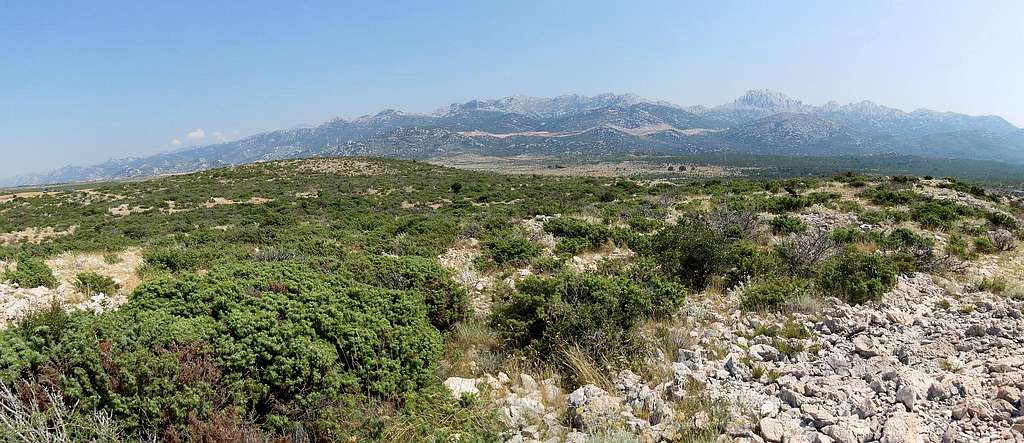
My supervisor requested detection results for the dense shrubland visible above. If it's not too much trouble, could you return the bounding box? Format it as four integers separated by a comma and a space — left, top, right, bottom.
0, 159, 1021, 440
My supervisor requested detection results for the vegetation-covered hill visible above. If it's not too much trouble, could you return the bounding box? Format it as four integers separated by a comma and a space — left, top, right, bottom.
0, 157, 1022, 441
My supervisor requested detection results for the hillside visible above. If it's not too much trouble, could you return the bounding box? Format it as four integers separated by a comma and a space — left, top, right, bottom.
6, 90, 1024, 187
1, 158, 1023, 441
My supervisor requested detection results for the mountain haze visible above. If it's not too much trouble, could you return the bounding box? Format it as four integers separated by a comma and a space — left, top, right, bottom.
6, 90, 1023, 186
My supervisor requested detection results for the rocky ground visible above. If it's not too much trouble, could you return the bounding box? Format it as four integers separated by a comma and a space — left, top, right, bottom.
445, 271, 1024, 442
0, 249, 142, 326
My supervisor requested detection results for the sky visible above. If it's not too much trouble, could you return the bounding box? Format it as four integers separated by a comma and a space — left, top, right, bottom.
2, 0, 1023, 177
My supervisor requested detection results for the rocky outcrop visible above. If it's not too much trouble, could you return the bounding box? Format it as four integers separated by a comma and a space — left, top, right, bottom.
445, 272, 1024, 442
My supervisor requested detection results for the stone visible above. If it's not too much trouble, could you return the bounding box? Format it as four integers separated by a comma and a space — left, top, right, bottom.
760, 398, 780, 418
758, 417, 786, 443
881, 412, 924, 443
566, 385, 623, 432
802, 403, 838, 428
725, 353, 752, 380
997, 385, 1021, 405
519, 373, 539, 392
965, 324, 987, 337
896, 383, 917, 411
853, 335, 879, 357
749, 344, 782, 362
443, 377, 479, 398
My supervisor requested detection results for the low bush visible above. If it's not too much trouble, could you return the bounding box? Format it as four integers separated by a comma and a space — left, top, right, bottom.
945, 234, 972, 259
339, 254, 468, 331
863, 187, 918, 206
973, 236, 997, 254
543, 217, 610, 250
73, 272, 120, 296
478, 236, 541, 269
491, 269, 685, 366
770, 216, 807, 235
0, 263, 444, 435
722, 242, 785, 286
911, 200, 977, 230
3, 255, 57, 289
648, 216, 725, 290
776, 231, 838, 276
740, 278, 811, 312
816, 252, 898, 304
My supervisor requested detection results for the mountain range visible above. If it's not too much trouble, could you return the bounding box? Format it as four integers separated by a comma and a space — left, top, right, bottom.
6, 89, 1024, 186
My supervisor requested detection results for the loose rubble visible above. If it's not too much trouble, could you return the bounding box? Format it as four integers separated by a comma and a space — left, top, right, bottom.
445, 272, 1024, 442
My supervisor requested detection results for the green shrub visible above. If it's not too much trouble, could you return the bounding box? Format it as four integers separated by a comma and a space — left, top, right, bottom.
880, 228, 933, 251
911, 201, 977, 229
555, 237, 591, 256
973, 236, 997, 254
722, 242, 784, 286
648, 216, 724, 289
479, 236, 541, 268
339, 254, 468, 331
770, 216, 807, 235
4, 255, 57, 289
543, 217, 610, 250
491, 269, 684, 365
626, 217, 662, 233
864, 187, 918, 206
0, 263, 444, 434
816, 252, 898, 304
74, 272, 120, 296
766, 195, 811, 213
740, 278, 811, 312
986, 211, 1018, 230
946, 234, 972, 259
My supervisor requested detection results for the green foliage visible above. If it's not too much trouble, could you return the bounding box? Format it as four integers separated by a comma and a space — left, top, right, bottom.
74, 272, 120, 296
740, 278, 811, 312
314, 385, 503, 442
478, 236, 541, 269
986, 211, 1018, 230
543, 217, 610, 251
945, 234, 972, 259
3, 255, 57, 289
339, 254, 468, 331
863, 186, 919, 206
770, 216, 807, 235
648, 216, 724, 289
0, 262, 444, 434
911, 200, 977, 229
973, 236, 997, 254
816, 252, 898, 304
491, 269, 684, 365
721, 242, 784, 286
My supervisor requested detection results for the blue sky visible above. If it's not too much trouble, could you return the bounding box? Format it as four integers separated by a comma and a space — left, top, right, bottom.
2, 0, 1022, 177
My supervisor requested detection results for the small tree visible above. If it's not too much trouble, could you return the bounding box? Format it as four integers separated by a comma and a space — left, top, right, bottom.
450, 182, 463, 194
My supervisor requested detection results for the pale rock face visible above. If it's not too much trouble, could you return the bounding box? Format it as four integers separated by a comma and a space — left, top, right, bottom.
442, 377, 479, 398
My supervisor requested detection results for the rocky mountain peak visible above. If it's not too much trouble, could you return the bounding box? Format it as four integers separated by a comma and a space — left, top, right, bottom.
729, 89, 810, 113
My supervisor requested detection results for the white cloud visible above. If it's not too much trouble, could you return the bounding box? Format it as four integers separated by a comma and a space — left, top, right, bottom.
212, 131, 228, 142
169, 138, 182, 147
187, 128, 206, 140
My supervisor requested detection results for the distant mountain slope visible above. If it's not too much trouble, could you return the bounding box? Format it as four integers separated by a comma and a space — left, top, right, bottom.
5, 90, 1023, 186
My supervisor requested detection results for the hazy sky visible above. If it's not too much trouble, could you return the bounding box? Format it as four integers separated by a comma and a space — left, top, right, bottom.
2, 0, 1023, 177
